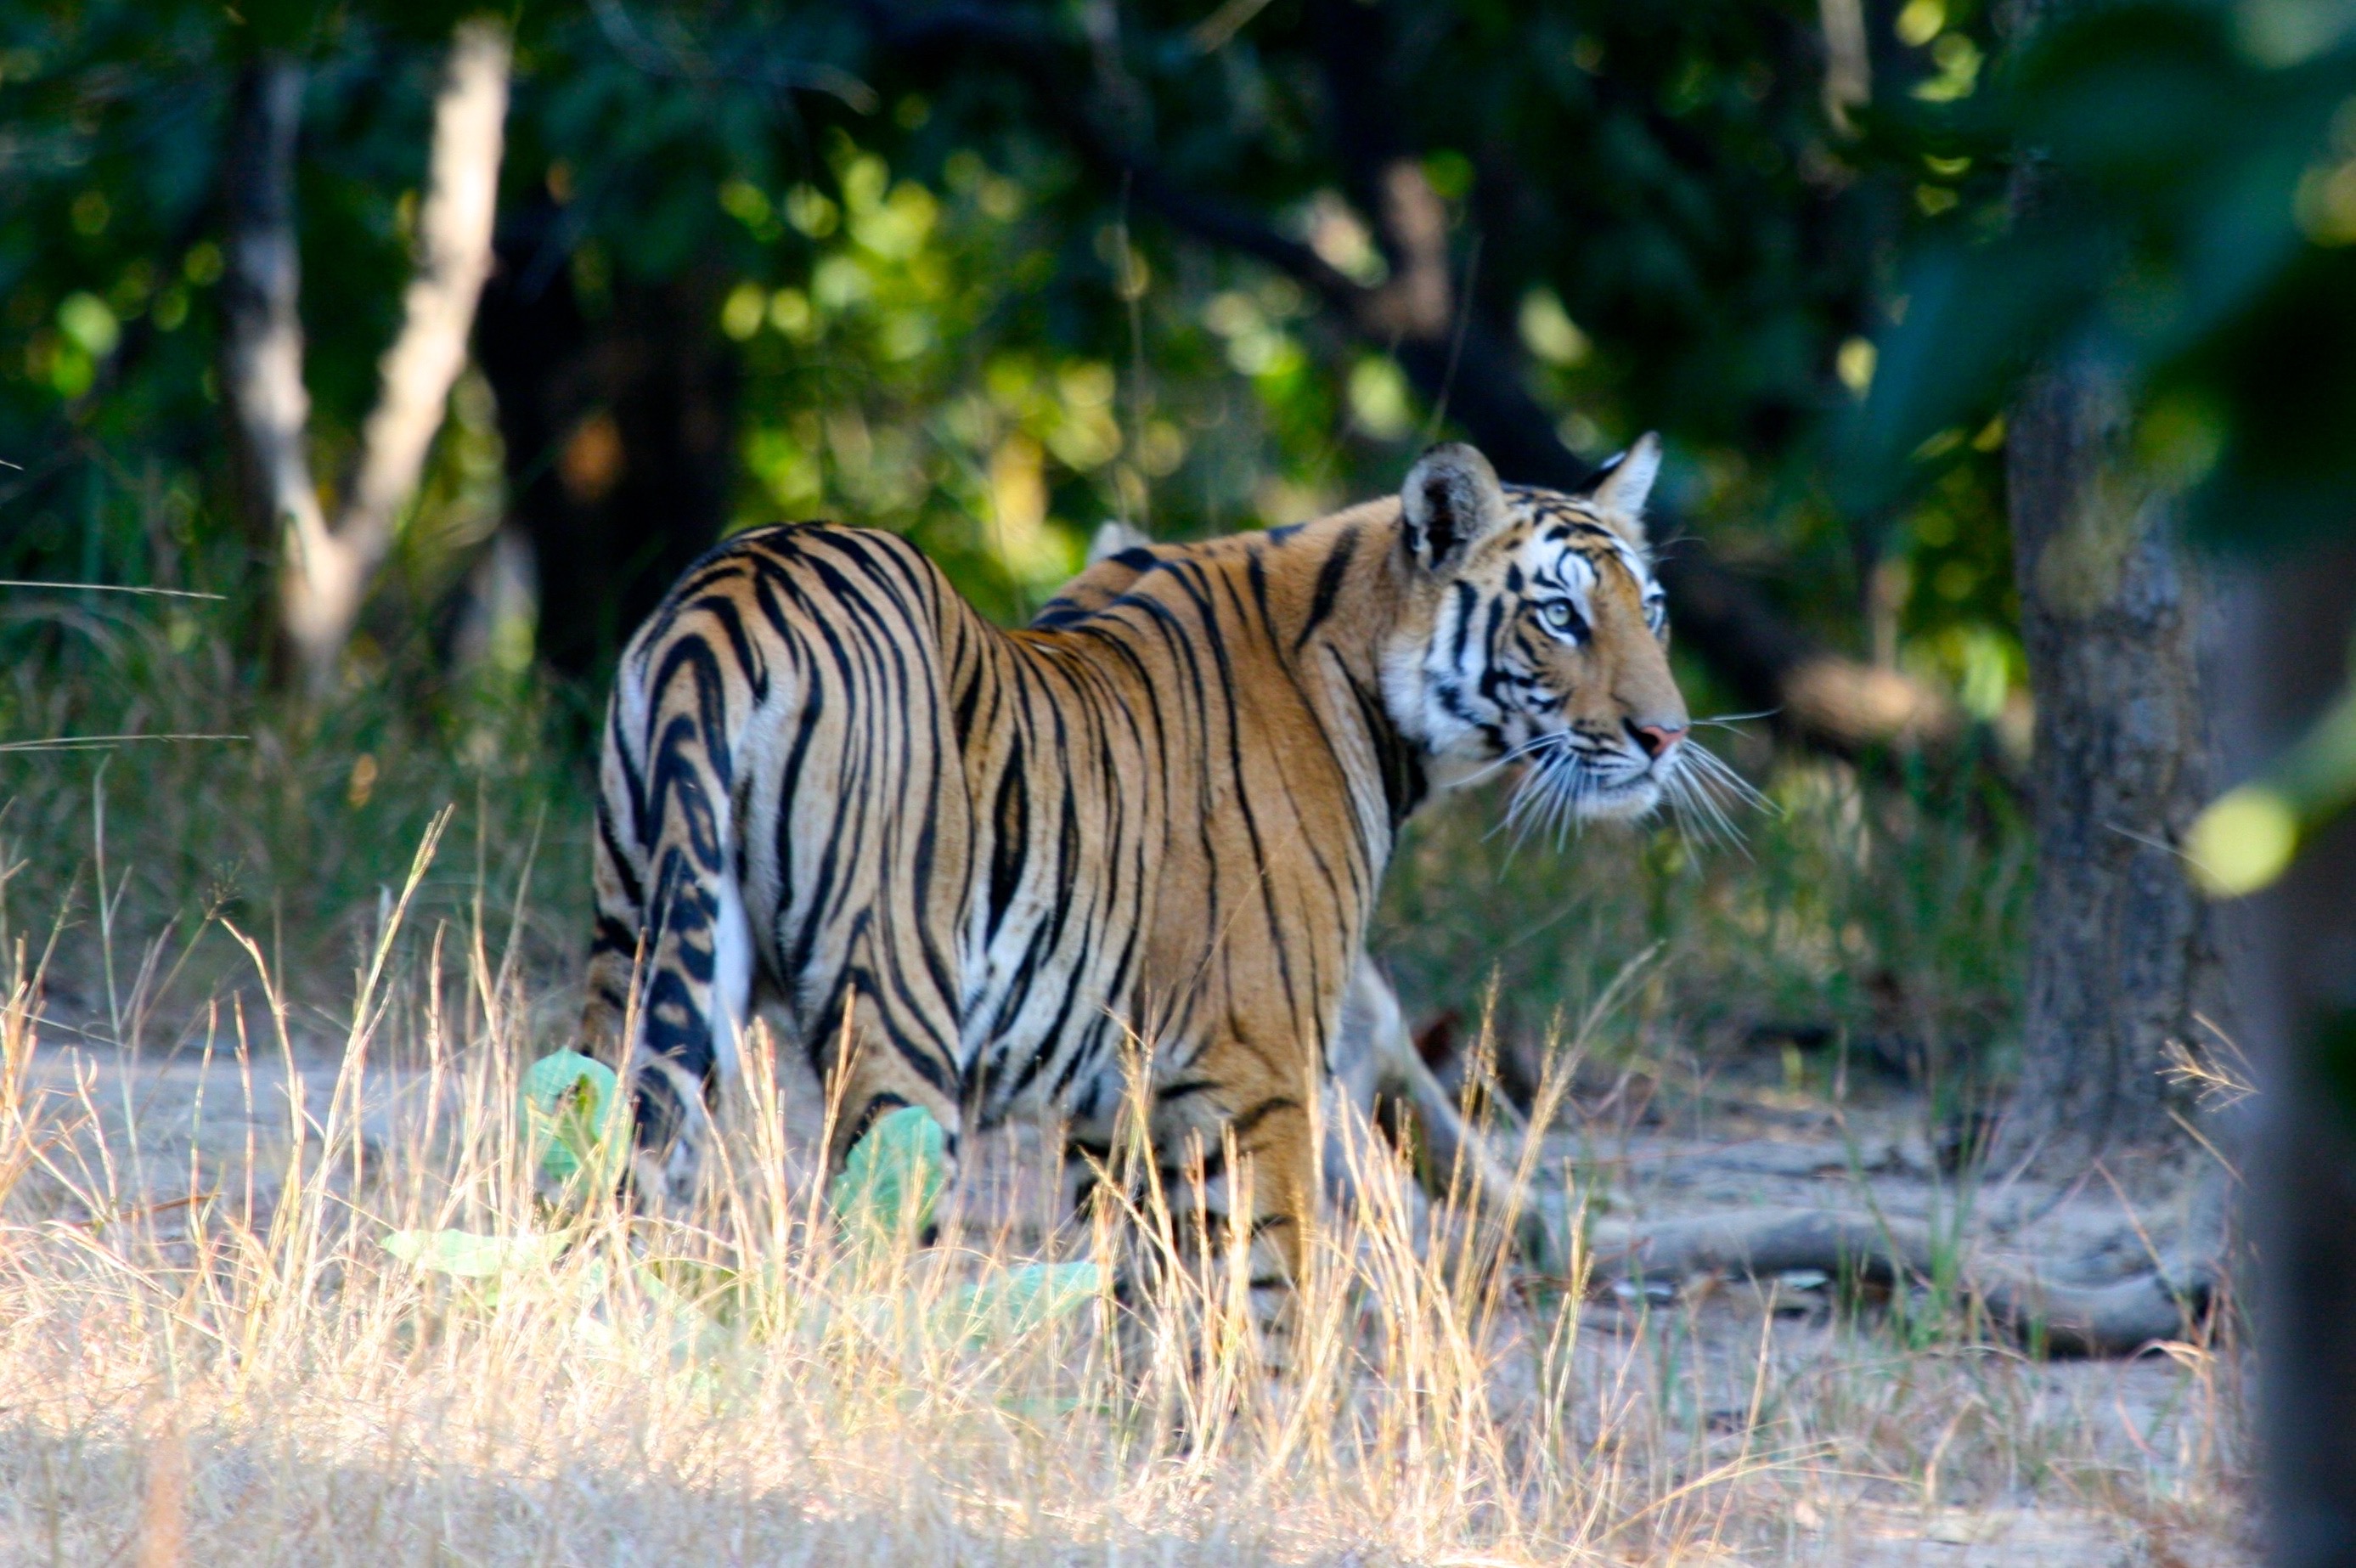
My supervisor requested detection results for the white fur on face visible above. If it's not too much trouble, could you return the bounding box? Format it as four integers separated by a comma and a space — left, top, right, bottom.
1384, 493, 1672, 817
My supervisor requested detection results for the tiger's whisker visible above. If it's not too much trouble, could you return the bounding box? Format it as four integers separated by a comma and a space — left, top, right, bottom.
1682, 742, 1774, 814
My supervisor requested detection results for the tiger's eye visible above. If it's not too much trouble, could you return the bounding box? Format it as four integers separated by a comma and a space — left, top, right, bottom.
1541, 600, 1581, 635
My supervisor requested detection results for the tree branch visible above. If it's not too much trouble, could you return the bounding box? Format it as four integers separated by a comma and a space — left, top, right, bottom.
340, 21, 510, 612
1583, 1204, 2222, 1357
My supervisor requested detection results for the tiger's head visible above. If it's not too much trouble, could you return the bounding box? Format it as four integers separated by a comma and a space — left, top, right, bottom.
1381, 437, 1691, 826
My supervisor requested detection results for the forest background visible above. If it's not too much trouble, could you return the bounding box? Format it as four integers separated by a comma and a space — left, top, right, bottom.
5, 0, 2356, 1560
4, 0, 2037, 1018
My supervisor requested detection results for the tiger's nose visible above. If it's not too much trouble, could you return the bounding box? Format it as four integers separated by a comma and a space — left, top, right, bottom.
1628, 720, 1687, 760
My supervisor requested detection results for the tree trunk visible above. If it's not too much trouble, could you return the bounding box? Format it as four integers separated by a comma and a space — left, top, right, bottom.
2004, 362, 2227, 1150
221, 25, 510, 696
474, 206, 738, 689
2212, 550, 2356, 1565
220, 54, 322, 657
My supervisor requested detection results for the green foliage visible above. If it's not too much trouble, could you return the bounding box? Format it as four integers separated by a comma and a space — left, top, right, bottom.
395, 1076, 1102, 1355
829, 1104, 947, 1251
0, 3, 235, 601
1845, 0, 2356, 894
0, 589, 584, 1014
519, 1049, 622, 1185
2, 0, 2030, 669
1852, 0, 2356, 552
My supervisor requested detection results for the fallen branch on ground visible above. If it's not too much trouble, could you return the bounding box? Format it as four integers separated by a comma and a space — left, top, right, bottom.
1577, 1205, 2220, 1358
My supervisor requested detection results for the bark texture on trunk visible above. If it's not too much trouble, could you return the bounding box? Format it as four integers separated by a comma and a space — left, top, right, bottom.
2004, 364, 2227, 1149
221, 24, 510, 695
2214, 550, 2356, 1566
221, 56, 321, 617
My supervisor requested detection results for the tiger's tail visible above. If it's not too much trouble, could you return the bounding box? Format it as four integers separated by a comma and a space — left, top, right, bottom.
583, 591, 761, 1207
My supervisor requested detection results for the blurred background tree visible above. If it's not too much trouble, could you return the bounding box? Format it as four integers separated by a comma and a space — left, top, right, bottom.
3, 0, 2029, 715
1846, 0, 2356, 1552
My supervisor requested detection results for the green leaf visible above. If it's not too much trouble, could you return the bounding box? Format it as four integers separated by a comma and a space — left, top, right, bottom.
828, 1106, 947, 1251
938, 1261, 1103, 1345
382, 1228, 568, 1279
1843, 225, 2110, 510
519, 1051, 623, 1184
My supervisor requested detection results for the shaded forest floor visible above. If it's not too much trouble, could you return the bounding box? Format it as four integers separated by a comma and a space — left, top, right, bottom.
0, 995, 2249, 1566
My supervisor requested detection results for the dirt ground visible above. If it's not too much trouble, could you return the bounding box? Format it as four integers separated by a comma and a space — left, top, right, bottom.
12, 1019, 2253, 1567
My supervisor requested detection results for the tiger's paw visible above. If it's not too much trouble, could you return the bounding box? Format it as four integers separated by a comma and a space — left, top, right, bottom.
623, 1053, 719, 1214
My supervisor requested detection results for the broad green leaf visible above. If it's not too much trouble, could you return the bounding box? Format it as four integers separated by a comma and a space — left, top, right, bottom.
519, 1051, 622, 1185
938, 1261, 1104, 1345
828, 1105, 946, 1249
382, 1228, 568, 1278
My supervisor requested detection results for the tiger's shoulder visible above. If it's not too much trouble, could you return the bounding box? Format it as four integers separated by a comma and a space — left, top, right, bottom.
1026, 520, 1161, 628
1032, 508, 1397, 632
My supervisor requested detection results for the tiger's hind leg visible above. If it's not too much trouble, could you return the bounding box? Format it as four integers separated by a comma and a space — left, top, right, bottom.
578, 789, 645, 1073
626, 845, 758, 1209
588, 523, 978, 1219
797, 979, 968, 1246
1072, 1073, 1316, 1379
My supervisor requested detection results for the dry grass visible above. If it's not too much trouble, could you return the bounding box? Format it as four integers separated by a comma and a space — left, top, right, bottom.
0, 816, 2252, 1567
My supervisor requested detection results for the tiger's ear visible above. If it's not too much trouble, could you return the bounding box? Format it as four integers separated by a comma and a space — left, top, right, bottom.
1087, 518, 1152, 566
1401, 443, 1510, 572
1575, 431, 1662, 548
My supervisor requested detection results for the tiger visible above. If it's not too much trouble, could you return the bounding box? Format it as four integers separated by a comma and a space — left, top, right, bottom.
1076, 518, 1557, 1270
578, 436, 1689, 1335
